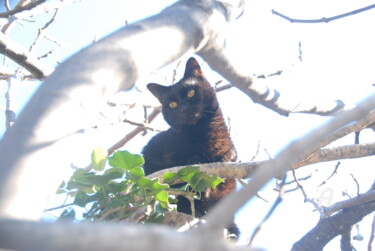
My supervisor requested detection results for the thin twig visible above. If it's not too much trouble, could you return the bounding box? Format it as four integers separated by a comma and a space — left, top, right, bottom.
272, 3, 375, 23
123, 118, 163, 132
0, 32, 54, 78
368, 213, 375, 251
107, 107, 161, 156
318, 161, 340, 188
292, 170, 322, 215
44, 203, 74, 212
248, 175, 287, 245
350, 174, 360, 197
29, 8, 60, 53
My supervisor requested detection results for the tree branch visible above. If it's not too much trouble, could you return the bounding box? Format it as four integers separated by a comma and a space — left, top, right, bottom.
107, 108, 161, 156
199, 48, 346, 117
0, 0, 46, 18
291, 111, 375, 169
0, 32, 54, 79
323, 189, 375, 217
272, 3, 375, 23
147, 142, 375, 185
293, 142, 375, 169
0, 219, 250, 251
292, 200, 375, 250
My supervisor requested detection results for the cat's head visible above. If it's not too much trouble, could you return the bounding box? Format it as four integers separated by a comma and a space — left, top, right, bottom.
147, 57, 218, 128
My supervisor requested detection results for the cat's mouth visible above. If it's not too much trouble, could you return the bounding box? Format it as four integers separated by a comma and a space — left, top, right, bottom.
189, 112, 201, 123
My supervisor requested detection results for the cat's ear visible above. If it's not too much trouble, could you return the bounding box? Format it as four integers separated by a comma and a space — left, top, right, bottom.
147, 83, 168, 101
183, 57, 204, 79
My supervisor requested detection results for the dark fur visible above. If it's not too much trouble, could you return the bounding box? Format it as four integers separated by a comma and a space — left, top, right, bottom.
142, 57, 239, 236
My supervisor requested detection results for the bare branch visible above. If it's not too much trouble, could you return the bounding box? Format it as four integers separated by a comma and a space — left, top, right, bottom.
107, 108, 161, 156
340, 226, 353, 251
29, 8, 60, 53
5, 76, 16, 129
292, 199, 375, 250
199, 48, 346, 117
272, 3, 375, 23
291, 111, 375, 169
317, 161, 340, 188
248, 175, 286, 245
292, 170, 322, 214
0, 219, 251, 251
323, 189, 375, 217
0, 0, 46, 18
0, 32, 54, 79
293, 143, 375, 169
369, 213, 375, 250
147, 142, 375, 186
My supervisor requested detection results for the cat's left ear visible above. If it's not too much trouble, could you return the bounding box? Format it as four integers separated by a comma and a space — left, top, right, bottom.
147, 83, 168, 101
183, 57, 205, 79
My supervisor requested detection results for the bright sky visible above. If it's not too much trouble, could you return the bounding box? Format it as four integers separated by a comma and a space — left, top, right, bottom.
1, 0, 375, 250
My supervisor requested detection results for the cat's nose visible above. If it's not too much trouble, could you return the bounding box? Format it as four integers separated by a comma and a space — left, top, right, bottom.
180, 104, 189, 113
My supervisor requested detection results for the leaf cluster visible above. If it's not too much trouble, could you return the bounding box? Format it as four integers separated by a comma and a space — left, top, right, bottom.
57, 149, 224, 223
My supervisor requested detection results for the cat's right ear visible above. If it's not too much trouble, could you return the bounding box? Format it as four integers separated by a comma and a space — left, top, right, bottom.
147, 83, 168, 102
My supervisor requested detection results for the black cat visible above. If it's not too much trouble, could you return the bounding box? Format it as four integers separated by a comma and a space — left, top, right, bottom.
142, 57, 239, 236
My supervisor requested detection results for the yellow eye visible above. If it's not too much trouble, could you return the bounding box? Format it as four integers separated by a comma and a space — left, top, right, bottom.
169, 102, 178, 108
187, 89, 195, 98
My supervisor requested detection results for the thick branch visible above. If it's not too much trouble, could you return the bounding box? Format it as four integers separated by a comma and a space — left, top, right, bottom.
323, 189, 375, 217
0, 219, 249, 251
147, 142, 375, 184
292, 201, 375, 250
291, 111, 375, 169
147, 161, 261, 183
293, 142, 375, 168
199, 48, 346, 117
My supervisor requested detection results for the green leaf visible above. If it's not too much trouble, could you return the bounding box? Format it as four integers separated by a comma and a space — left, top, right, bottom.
106, 181, 128, 194
56, 181, 66, 194
129, 167, 145, 178
108, 151, 144, 170
205, 175, 224, 189
91, 147, 108, 171
137, 177, 152, 187
177, 166, 199, 182
58, 208, 76, 221
163, 172, 177, 183
103, 167, 125, 180
155, 190, 169, 208
74, 191, 91, 207
151, 180, 169, 192
190, 172, 207, 192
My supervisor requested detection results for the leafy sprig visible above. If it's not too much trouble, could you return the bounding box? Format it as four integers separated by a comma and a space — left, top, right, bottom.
57, 149, 224, 223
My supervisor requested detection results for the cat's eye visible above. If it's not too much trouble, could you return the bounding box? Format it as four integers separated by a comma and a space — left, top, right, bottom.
187, 89, 195, 98
169, 102, 178, 108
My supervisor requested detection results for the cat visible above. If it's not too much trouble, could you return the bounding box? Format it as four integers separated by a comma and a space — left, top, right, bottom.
142, 57, 239, 237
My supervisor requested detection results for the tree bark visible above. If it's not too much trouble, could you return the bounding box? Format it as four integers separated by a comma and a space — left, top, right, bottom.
292, 201, 375, 251
0, 219, 250, 251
